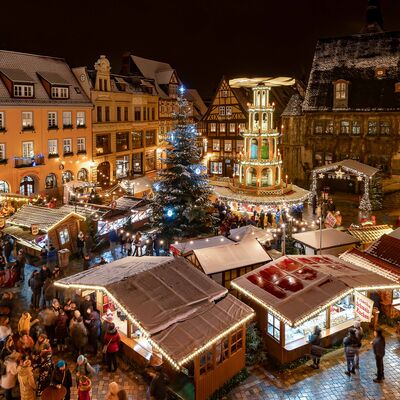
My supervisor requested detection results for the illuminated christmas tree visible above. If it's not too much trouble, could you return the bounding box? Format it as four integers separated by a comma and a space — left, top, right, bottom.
150, 88, 215, 241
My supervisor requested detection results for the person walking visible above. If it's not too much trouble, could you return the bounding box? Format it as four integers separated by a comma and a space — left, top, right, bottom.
17, 359, 37, 400
103, 323, 120, 372
343, 328, 358, 376
70, 317, 88, 358
1, 351, 20, 400
372, 327, 386, 383
51, 360, 72, 400
35, 342, 54, 397
148, 367, 169, 400
353, 321, 363, 369
132, 232, 142, 257
75, 355, 96, 380
309, 326, 323, 369
29, 271, 43, 311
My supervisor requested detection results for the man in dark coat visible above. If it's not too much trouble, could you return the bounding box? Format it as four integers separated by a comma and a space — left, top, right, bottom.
51, 359, 72, 400
372, 327, 386, 382
344, 328, 358, 376
29, 271, 43, 311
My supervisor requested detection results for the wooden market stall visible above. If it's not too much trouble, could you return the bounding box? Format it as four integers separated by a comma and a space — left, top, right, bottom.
55, 256, 254, 400
171, 236, 271, 290
228, 225, 274, 245
232, 254, 400, 364
2, 204, 85, 256
347, 224, 393, 250
292, 228, 360, 256
341, 233, 400, 318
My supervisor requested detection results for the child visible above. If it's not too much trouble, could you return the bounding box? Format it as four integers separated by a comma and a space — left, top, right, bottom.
78, 375, 91, 400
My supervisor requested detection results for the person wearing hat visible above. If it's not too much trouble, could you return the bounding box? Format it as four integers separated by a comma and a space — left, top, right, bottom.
103, 323, 120, 372
17, 359, 37, 400
309, 326, 323, 369
75, 355, 96, 380
1, 351, 20, 400
51, 360, 72, 400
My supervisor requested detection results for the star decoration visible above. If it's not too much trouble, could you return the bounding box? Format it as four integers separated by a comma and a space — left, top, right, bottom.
318, 173, 324, 179
357, 176, 363, 181
335, 169, 345, 179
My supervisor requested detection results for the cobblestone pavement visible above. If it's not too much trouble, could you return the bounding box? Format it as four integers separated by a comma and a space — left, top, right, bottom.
230, 328, 400, 400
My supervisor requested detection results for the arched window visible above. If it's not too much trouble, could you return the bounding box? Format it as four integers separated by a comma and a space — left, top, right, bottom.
20, 176, 35, 196
62, 170, 73, 184
251, 139, 258, 159
0, 181, 9, 193
261, 168, 272, 187
77, 168, 88, 182
45, 173, 57, 189
261, 139, 269, 160
246, 168, 257, 187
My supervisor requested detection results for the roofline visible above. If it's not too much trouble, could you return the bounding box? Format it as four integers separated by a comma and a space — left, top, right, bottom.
0, 49, 66, 62
315, 29, 400, 43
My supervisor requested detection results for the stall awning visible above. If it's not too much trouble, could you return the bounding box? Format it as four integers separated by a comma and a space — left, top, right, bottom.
313, 159, 379, 178
228, 225, 274, 244
193, 239, 271, 275
292, 228, 359, 250
55, 256, 254, 369
232, 255, 399, 327
2, 225, 44, 251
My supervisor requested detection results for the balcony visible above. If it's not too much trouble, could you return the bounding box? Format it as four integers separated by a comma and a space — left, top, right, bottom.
0, 159, 7, 165
14, 155, 45, 168
48, 125, 59, 130
63, 151, 74, 157
63, 124, 73, 129
22, 125, 34, 132
48, 153, 59, 159
77, 149, 87, 155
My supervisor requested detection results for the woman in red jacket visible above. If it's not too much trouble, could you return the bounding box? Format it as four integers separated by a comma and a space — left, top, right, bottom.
103, 323, 120, 372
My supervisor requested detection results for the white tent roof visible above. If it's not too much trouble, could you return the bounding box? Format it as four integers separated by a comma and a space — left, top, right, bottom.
389, 228, 400, 240
292, 228, 360, 250
313, 159, 379, 178
171, 236, 232, 256
193, 240, 271, 275
229, 225, 273, 244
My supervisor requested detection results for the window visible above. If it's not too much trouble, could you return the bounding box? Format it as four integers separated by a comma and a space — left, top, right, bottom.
216, 337, 229, 364
210, 161, 222, 174
380, 121, 391, 135
230, 329, 243, 355
51, 87, 69, 98
375, 67, 386, 78
325, 120, 334, 134
352, 121, 361, 135
210, 123, 217, 133
0, 144, 5, 160
132, 153, 143, 174
219, 106, 225, 116
48, 112, 57, 128
219, 123, 226, 133
134, 107, 141, 121
368, 121, 378, 135
76, 111, 86, 127
22, 112, 33, 129
62, 170, 73, 183
96, 106, 102, 122
45, 173, 57, 189
116, 132, 129, 152
392, 289, 400, 305
48, 139, 58, 155
124, 107, 129, 121
105, 106, 110, 122
117, 107, 121, 122
340, 120, 350, 134
330, 295, 355, 328
224, 140, 232, 152
285, 310, 327, 344
62, 112, 72, 128
59, 227, 70, 245
96, 134, 110, 154
314, 121, 323, 134
0, 112, 5, 130
144, 150, 156, 172
143, 107, 147, 121
22, 141, 34, 158
151, 108, 155, 120
229, 123, 236, 133
77, 168, 88, 182
239, 123, 245, 133
63, 138, 72, 154
335, 82, 347, 99
226, 106, 232, 116
77, 137, 86, 153
212, 139, 220, 151
145, 130, 156, 146
199, 351, 213, 375
221, 90, 228, 98
116, 156, 129, 178
0, 180, 9, 192
267, 312, 280, 341
236, 140, 244, 153
132, 131, 143, 149
14, 84, 33, 98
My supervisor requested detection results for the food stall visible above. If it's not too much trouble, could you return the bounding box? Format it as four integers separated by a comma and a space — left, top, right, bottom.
228, 225, 273, 245
2, 204, 85, 256
347, 224, 393, 250
63, 181, 96, 204
55, 256, 254, 400
292, 228, 360, 256
231, 254, 400, 364
171, 236, 271, 290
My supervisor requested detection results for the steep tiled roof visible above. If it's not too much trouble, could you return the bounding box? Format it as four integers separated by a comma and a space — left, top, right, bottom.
303, 31, 400, 111
347, 224, 393, 244
365, 234, 400, 267
282, 93, 303, 116
0, 50, 91, 106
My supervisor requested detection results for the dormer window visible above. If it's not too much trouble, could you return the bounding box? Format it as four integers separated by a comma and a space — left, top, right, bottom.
51, 86, 69, 98
395, 83, 400, 93
335, 82, 347, 100
13, 84, 34, 98
375, 67, 386, 78
333, 80, 349, 109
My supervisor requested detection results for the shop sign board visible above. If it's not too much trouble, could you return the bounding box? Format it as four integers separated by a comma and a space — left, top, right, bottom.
354, 291, 374, 322
324, 212, 337, 228
31, 224, 39, 235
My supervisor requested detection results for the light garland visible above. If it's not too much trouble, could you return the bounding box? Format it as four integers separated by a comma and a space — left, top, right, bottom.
240, 159, 283, 167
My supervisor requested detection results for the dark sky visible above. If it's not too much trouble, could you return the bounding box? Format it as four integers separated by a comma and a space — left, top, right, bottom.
1, 0, 400, 99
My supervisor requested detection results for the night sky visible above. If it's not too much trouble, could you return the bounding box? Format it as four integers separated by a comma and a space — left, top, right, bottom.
1, 0, 400, 99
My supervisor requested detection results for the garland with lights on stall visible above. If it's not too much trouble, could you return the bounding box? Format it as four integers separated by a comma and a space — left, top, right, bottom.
310, 164, 382, 212
150, 87, 217, 242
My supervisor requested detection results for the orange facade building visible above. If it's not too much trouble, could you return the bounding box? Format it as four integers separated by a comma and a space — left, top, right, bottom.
0, 50, 93, 197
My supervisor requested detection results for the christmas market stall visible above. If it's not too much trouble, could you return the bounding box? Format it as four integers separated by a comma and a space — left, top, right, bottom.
2, 204, 85, 256
292, 228, 360, 256
340, 232, 400, 318
231, 255, 400, 364
228, 225, 273, 245
55, 256, 254, 400
63, 181, 97, 204
171, 236, 271, 289
347, 224, 393, 250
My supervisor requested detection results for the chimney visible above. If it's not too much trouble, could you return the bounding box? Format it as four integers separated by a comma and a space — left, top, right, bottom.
361, 0, 384, 33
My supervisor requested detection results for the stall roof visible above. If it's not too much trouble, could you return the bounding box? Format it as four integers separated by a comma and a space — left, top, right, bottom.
114, 196, 146, 211
312, 159, 379, 178
193, 239, 271, 275
228, 225, 273, 244
347, 225, 393, 244
56, 256, 253, 367
231, 255, 399, 327
171, 236, 232, 256
292, 228, 359, 250
6, 205, 85, 232
365, 234, 400, 268
389, 228, 400, 240
2, 225, 44, 251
